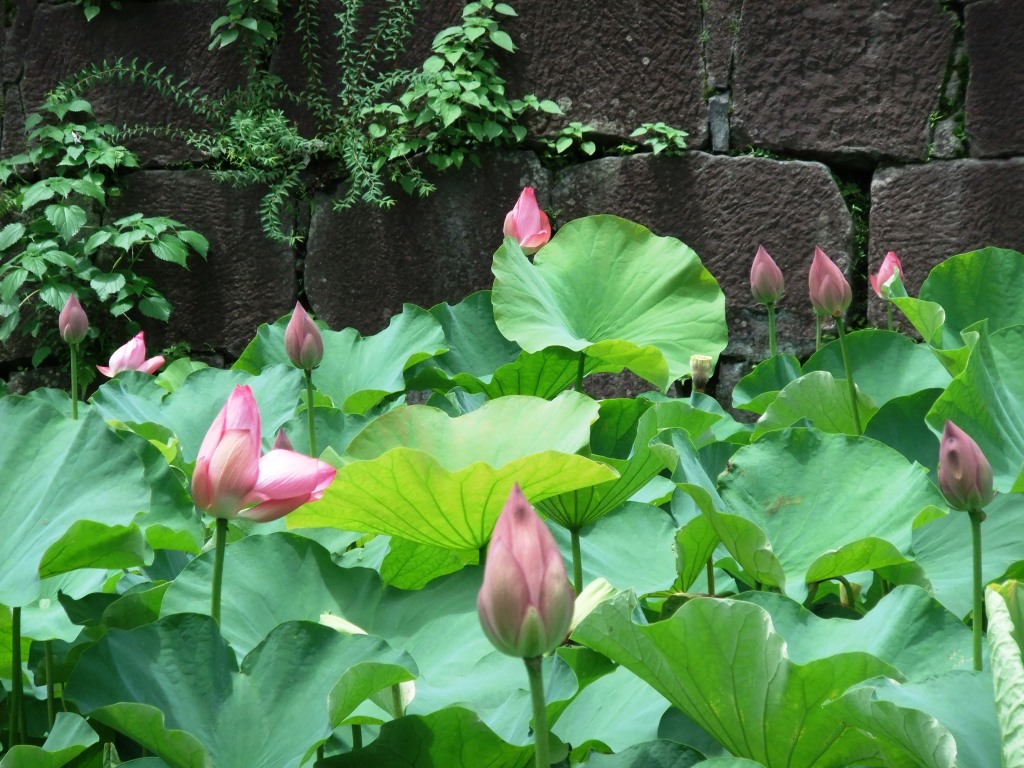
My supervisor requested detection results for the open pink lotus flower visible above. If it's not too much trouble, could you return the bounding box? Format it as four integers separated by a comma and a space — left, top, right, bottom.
478, 484, 574, 659
503, 187, 551, 255
192, 385, 336, 522
96, 331, 165, 377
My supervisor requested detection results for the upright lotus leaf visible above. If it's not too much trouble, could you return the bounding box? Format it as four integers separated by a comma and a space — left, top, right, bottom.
379, 537, 478, 590
926, 324, 1024, 491
0, 399, 155, 607
985, 581, 1024, 765
91, 364, 305, 462
470, 347, 623, 400
492, 215, 727, 392
707, 428, 946, 599
827, 671, 1000, 768
235, 304, 446, 413
66, 614, 415, 768
0, 712, 98, 768
573, 591, 893, 767
917, 247, 1024, 351
290, 391, 618, 550
804, 329, 951, 407
752, 371, 878, 440
864, 389, 943, 473
537, 400, 696, 530
731, 355, 802, 415
324, 706, 534, 767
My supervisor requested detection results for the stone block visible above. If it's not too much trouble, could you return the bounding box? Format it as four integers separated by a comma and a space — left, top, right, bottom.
964, 0, 1024, 157
868, 159, 1024, 323
730, 1, 956, 162
5, 0, 243, 164
108, 171, 297, 355
551, 152, 853, 361
305, 152, 550, 333
702, 0, 744, 94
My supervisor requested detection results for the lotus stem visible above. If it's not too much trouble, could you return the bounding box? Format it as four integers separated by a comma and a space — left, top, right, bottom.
574, 351, 585, 393
9, 606, 23, 746
390, 684, 403, 718
970, 509, 985, 671
305, 369, 317, 457
524, 656, 551, 768
69, 342, 79, 420
886, 301, 894, 332
352, 724, 362, 750
45, 639, 56, 729
706, 556, 715, 596
767, 302, 777, 358
211, 518, 228, 625
835, 317, 862, 435
815, 316, 822, 351
570, 528, 583, 595
835, 575, 855, 609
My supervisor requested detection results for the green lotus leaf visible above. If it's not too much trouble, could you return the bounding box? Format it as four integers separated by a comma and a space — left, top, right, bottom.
752, 371, 878, 440
986, 581, 1024, 766
290, 392, 618, 549
576, 740, 705, 768
863, 389, 943, 473
804, 329, 951, 407
491, 216, 727, 391
378, 537, 478, 590
66, 614, 415, 768
0, 712, 98, 768
573, 591, 894, 767
731, 355, 802, 415
693, 428, 945, 599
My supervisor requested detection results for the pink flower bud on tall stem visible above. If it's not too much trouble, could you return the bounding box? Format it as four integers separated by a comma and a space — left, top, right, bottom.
284, 303, 324, 371
808, 246, 852, 318
59, 295, 88, 344
503, 187, 551, 255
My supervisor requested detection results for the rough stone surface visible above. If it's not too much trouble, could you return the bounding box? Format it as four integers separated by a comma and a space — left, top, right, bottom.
702, 0, 744, 94
731, 1, 956, 162
964, 0, 1024, 158
708, 94, 730, 153
868, 158, 1024, 323
498, 0, 708, 148
108, 171, 297, 356
4, 0, 243, 164
305, 152, 551, 334
551, 152, 853, 361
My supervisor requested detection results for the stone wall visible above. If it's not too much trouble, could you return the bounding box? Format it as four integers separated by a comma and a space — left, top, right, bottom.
3, 0, 1023, 404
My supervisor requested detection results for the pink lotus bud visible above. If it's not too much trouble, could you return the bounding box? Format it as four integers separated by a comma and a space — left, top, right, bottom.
503, 187, 551, 255
192, 385, 336, 521
938, 421, 995, 512
284, 303, 324, 371
870, 251, 903, 298
96, 332, 165, 377
808, 246, 852, 317
273, 429, 294, 451
477, 485, 574, 659
59, 294, 89, 344
749, 245, 784, 305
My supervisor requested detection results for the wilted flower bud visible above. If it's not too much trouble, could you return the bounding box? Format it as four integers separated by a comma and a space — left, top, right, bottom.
808, 246, 852, 317
749, 245, 784, 305
503, 187, 551, 255
284, 303, 324, 371
690, 354, 714, 393
870, 251, 903, 299
478, 485, 574, 659
59, 294, 89, 344
938, 421, 995, 512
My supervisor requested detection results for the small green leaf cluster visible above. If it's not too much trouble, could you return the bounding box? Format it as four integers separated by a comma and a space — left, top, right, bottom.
629, 122, 689, 156
0, 97, 208, 363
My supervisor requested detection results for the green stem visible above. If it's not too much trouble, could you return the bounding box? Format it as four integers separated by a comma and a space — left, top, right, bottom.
524, 656, 550, 768
70, 342, 79, 420
570, 528, 583, 595
317, 746, 324, 763
706, 556, 716, 596
835, 317, 862, 435
835, 575, 855, 609
803, 581, 820, 608
886, 301, 894, 332
970, 509, 985, 672
45, 639, 56, 729
211, 518, 228, 625
767, 302, 777, 358
815, 316, 822, 351
574, 351, 585, 393
390, 683, 404, 718
304, 369, 317, 457
10, 607, 23, 746
351, 724, 362, 750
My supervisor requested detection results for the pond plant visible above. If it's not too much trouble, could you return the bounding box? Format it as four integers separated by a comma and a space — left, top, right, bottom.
3, 190, 1024, 767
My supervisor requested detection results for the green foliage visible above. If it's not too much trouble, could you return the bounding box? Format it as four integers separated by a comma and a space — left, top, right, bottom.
629, 122, 689, 156
0, 97, 206, 358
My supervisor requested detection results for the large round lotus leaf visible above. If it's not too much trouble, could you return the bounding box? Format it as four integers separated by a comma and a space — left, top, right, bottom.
804, 329, 951, 407
235, 304, 447, 414
491, 216, 727, 392
0, 399, 158, 607
66, 614, 415, 768
918, 247, 1024, 350
927, 324, 1024, 491
702, 428, 945, 599
752, 371, 877, 440
573, 592, 894, 767
290, 392, 618, 549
